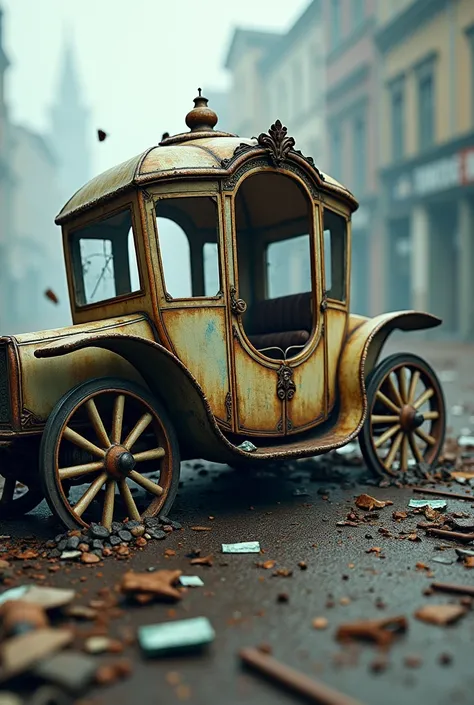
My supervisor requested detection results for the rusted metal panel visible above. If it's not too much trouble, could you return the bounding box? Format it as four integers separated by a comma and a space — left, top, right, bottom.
161, 308, 230, 425
233, 339, 283, 435
287, 344, 327, 433
15, 316, 153, 428
327, 308, 348, 412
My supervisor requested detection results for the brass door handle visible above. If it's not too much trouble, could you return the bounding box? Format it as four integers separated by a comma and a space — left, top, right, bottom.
229, 286, 247, 315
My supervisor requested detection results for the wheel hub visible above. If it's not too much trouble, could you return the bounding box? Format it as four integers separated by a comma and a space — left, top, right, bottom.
105, 445, 136, 478
400, 405, 424, 432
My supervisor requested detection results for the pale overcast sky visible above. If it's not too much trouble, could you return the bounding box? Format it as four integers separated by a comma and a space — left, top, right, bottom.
2, 0, 310, 175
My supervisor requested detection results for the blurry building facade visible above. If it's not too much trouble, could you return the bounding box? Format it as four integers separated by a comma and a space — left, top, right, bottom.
376, 0, 474, 338
224, 1, 325, 296
322, 0, 379, 317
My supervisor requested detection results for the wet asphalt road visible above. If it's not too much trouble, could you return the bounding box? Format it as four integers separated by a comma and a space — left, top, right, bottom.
2, 336, 474, 705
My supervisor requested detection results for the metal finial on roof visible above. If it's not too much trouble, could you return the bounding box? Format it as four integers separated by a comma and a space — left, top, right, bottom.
185, 88, 218, 133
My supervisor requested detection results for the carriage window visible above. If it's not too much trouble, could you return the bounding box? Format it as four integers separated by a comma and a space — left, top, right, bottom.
323, 209, 346, 301
155, 197, 220, 298
71, 208, 141, 306
266, 234, 311, 299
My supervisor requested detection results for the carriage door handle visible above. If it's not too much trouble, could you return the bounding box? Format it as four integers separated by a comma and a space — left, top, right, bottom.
229, 285, 247, 315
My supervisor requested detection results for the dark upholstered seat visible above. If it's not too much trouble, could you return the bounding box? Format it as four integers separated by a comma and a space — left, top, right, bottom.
246, 292, 312, 352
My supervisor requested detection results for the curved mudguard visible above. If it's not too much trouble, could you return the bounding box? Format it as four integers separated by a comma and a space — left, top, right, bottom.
34, 310, 441, 463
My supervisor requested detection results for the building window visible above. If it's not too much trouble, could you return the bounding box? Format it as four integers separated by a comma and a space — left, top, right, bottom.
330, 125, 342, 182
331, 0, 341, 48
417, 63, 435, 151
353, 113, 366, 193
391, 84, 404, 160
352, 0, 365, 27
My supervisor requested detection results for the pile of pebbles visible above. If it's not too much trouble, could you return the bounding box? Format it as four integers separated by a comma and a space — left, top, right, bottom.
45, 517, 182, 562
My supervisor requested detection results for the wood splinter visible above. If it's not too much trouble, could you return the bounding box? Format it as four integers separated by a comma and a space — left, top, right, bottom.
240, 647, 366, 705
431, 582, 474, 597
425, 528, 474, 544
412, 487, 473, 501
336, 615, 407, 648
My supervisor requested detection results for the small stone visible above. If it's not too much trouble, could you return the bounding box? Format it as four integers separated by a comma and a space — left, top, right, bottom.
110, 535, 122, 546
65, 605, 98, 620
103, 548, 113, 557
126, 520, 141, 529
370, 655, 388, 673
66, 536, 80, 550
78, 543, 90, 553
57, 539, 68, 552
170, 521, 182, 530
144, 517, 161, 528
130, 525, 145, 538
144, 533, 152, 540
116, 546, 130, 557
298, 561, 307, 570
32, 651, 97, 693
84, 636, 111, 654
81, 553, 101, 564
163, 525, 173, 533
277, 592, 289, 603
60, 550, 82, 560
438, 652, 453, 665
92, 540, 104, 550
48, 549, 61, 559
54, 534, 65, 544
404, 655, 422, 668
118, 530, 132, 543
159, 515, 172, 525
95, 665, 117, 685
147, 528, 166, 540
312, 617, 328, 630
135, 537, 147, 547
89, 524, 110, 539
111, 522, 123, 533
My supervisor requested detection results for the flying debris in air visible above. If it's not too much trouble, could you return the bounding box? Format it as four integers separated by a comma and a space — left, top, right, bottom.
44, 289, 59, 305
97, 129, 107, 142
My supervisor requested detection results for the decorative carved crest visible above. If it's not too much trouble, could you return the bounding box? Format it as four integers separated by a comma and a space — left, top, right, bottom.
225, 392, 232, 422
257, 120, 295, 167
276, 365, 296, 401
221, 142, 257, 169
229, 286, 247, 315
276, 418, 284, 433
21, 408, 43, 429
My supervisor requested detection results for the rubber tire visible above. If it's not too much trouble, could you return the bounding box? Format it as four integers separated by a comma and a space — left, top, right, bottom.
358, 353, 446, 478
0, 480, 44, 519
39, 377, 181, 530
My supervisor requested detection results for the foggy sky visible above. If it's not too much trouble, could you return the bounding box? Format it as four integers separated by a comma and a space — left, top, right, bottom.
2, 0, 310, 176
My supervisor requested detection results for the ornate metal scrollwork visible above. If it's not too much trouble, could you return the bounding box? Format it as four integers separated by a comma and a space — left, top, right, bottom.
221, 142, 257, 169
21, 408, 43, 429
229, 286, 247, 315
257, 120, 295, 167
320, 292, 328, 313
276, 418, 284, 433
276, 365, 296, 401
225, 392, 232, 423
287, 418, 293, 432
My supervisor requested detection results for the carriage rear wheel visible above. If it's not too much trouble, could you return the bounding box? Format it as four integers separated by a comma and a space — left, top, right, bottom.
0, 478, 44, 519
39, 377, 181, 530
359, 353, 446, 478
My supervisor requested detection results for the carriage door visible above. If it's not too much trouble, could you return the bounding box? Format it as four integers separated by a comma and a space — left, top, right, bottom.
225, 170, 327, 437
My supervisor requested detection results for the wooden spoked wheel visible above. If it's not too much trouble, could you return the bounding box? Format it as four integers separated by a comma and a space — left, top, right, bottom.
0, 477, 44, 519
39, 378, 180, 530
359, 353, 446, 477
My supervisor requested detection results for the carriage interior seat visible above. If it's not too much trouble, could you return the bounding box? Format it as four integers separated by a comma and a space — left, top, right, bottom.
246, 292, 313, 352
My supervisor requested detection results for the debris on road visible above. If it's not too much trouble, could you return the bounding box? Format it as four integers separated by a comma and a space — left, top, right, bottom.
431, 581, 474, 597
190, 554, 213, 567
120, 570, 183, 602
413, 487, 473, 501
336, 615, 408, 648
414, 604, 466, 626
355, 494, 392, 511
239, 647, 365, 705
139, 617, 215, 656
312, 617, 328, 630
409, 499, 447, 509
179, 576, 204, 587
32, 651, 97, 694
255, 560, 276, 570
222, 542, 261, 553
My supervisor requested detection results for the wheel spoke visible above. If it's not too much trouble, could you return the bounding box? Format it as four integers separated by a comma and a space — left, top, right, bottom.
86, 399, 111, 448
0, 477, 15, 504
384, 431, 403, 469
102, 480, 115, 529
422, 410, 439, 421
374, 423, 401, 448
59, 460, 105, 480
398, 367, 409, 404
415, 427, 436, 446
387, 374, 404, 408
118, 479, 141, 520
376, 391, 401, 414
63, 427, 106, 459
133, 447, 165, 463
123, 413, 153, 451
400, 434, 409, 471
413, 387, 434, 410
73, 472, 107, 517
111, 394, 125, 445
371, 414, 400, 424
128, 470, 163, 497
407, 370, 420, 404
408, 432, 423, 463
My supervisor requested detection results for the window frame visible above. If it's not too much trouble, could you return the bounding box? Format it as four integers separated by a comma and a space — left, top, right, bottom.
153, 192, 224, 303
67, 202, 144, 311
390, 77, 405, 161
415, 55, 437, 152
321, 204, 349, 305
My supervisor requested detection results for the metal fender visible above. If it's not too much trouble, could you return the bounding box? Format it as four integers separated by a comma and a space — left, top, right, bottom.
336, 310, 442, 441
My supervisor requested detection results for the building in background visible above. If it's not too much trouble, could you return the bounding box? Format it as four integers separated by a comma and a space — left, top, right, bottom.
376, 0, 474, 339
203, 89, 230, 133
322, 0, 378, 316
50, 38, 90, 208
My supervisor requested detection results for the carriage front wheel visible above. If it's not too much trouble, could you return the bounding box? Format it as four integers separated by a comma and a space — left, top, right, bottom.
359, 353, 446, 477
39, 377, 181, 530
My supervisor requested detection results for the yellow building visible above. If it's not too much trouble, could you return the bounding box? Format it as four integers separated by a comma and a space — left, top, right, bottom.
376, 0, 474, 338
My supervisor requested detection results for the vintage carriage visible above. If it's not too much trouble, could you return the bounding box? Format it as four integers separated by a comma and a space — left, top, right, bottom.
0, 91, 446, 529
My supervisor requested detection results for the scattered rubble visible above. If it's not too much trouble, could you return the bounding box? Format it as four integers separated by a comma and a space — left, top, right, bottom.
414, 604, 467, 626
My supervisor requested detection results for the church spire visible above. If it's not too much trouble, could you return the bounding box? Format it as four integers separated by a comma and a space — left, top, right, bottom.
50, 32, 90, 205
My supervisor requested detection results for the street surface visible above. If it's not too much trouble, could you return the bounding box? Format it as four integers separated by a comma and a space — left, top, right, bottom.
1, 335, 474, 705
